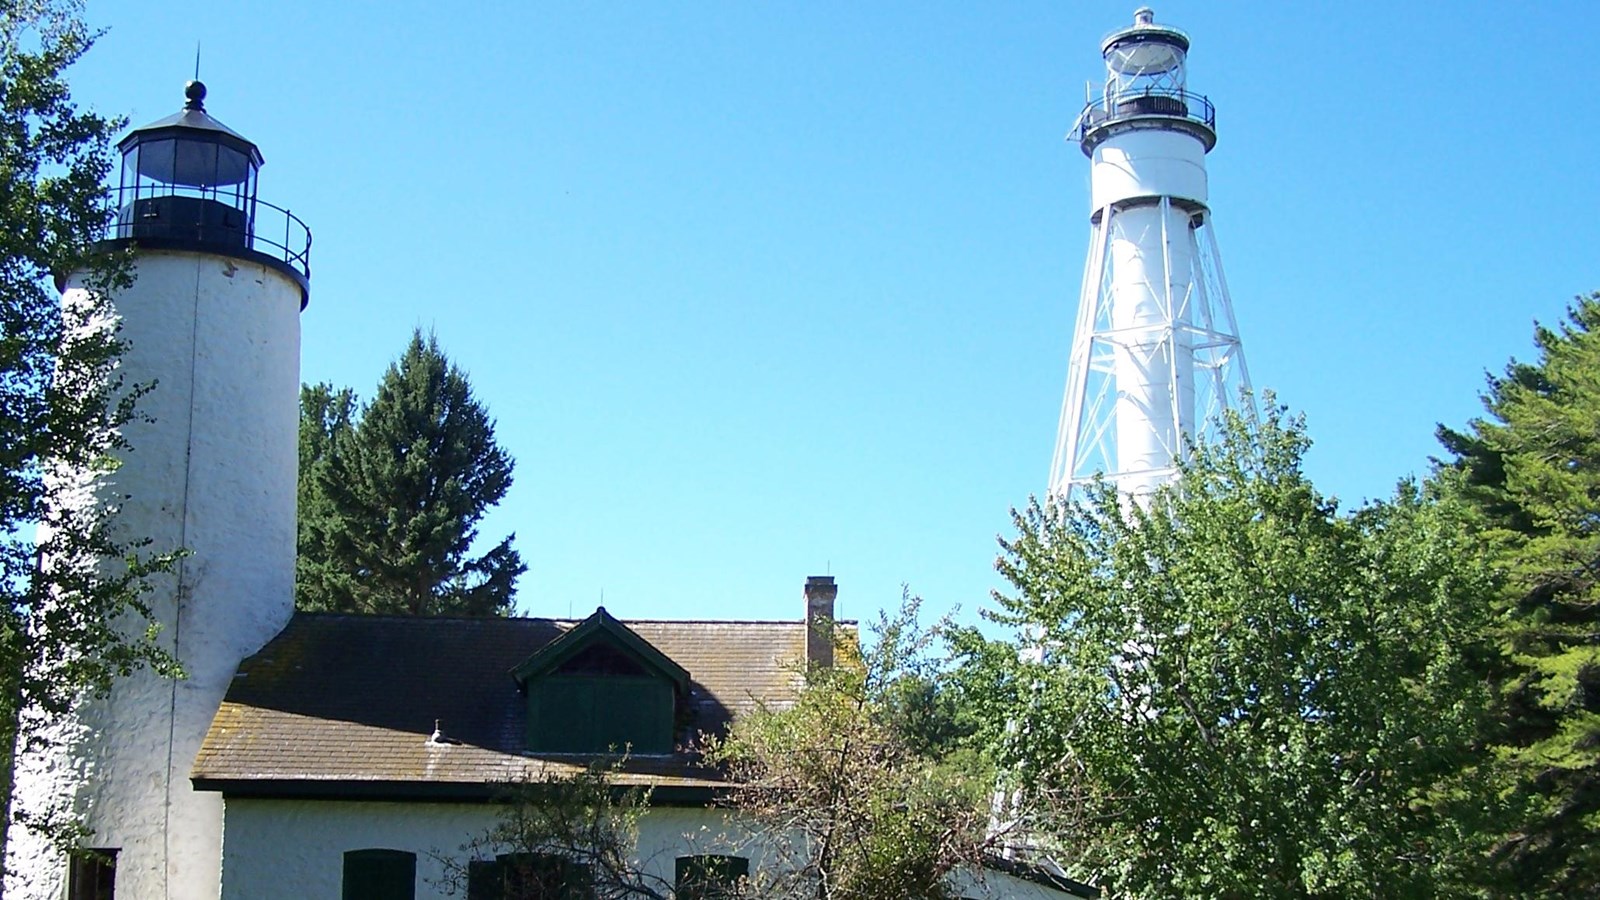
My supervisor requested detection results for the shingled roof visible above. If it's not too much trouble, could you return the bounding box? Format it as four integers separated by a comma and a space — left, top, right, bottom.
192, 611, 827, 801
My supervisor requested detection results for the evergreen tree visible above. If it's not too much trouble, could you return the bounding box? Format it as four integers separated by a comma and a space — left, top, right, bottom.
0, 1, 178, 854
1436, 293, 1600, 897
954, 407, 1498, 898
294, 382, 356, 611
296, 331, 525, 616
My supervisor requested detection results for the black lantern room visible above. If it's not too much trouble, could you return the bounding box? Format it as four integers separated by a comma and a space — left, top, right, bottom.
110, 81, 311, 300
116, 81, 261, 247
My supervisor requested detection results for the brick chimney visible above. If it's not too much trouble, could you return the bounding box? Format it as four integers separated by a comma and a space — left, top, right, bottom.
804, 575, 837, 669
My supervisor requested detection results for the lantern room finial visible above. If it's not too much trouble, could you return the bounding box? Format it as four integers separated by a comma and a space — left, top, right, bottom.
184, 79, 206, 111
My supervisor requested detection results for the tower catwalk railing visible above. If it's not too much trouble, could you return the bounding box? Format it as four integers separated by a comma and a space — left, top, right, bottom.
106, 184, 312, 279
1069, 86, 1216, 144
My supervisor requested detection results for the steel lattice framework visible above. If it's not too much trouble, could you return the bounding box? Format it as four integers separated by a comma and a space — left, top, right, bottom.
1048, 8, 1252, 503
1049, 199, 1251, 501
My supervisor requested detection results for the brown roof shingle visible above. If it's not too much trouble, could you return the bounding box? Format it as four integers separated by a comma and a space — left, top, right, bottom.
192, 611, 823, 797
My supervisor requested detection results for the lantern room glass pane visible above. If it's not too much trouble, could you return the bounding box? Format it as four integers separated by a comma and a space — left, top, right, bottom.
1108, 41, 1185, 77
134, 139, 177, 184
1106, 39, 1188, 97
171, 140, 216, 187
120, 150, 137, 194
211, 145, 252, 187
131, 138, 253, 189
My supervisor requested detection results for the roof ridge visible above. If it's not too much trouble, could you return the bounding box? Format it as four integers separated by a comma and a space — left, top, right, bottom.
288, 611, 858, 626
624, 618, 861, 625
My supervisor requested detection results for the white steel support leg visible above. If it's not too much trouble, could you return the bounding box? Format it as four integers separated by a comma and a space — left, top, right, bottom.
1203, 220, 1253, 402
1050, 208, 1112, 501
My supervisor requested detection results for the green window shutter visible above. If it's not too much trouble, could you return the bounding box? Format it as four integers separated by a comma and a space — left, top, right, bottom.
492, 853, 593, 900
529, 677, 596, 752
675, 855, 749, 899
592, 678, 673, 754
467, 859, 502, 900
342, 849, 416, 900
528, 676, 674, 753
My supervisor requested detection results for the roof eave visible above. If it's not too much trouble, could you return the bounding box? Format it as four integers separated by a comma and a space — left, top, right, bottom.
191, 776, 721, 807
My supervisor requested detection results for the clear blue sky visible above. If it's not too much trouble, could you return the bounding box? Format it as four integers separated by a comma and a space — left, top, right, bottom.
69, 1, 1600, 624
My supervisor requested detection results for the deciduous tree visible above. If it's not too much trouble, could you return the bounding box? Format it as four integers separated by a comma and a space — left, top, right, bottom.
706, 599, 1000, 900
955, 407, 1498, 898
438, 763, 663, 899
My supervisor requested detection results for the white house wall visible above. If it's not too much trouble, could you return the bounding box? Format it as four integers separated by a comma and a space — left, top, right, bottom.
222, 800, 752, 899
219, 798, 1083, 899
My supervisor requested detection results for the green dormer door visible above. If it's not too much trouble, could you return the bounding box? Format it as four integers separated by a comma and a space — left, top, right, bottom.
526, 673, 675, 754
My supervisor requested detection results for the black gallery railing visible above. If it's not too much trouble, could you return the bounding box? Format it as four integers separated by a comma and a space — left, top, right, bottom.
106, 185, 311, 280
1070, 87, 1216, 143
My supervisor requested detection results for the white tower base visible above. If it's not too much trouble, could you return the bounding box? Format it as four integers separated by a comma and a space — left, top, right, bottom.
7, 249, 302, 900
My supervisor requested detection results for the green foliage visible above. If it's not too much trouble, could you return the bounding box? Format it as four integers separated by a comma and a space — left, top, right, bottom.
1436, 293, 1600, 896
295, 381, 355, 611
0, 0, 177, 848
445, 600, 993, 900
955, 406, 1497, 899
296, 330, 525, 616
705, 597, 998, 900
437, 761, 667, 900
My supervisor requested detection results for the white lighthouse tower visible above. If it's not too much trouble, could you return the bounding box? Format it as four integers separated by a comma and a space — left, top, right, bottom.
8, 82, 309, 900
1049, 8, 1250, 502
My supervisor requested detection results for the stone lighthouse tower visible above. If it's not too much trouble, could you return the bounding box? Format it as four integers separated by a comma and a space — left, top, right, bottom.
1049, 8, 1250, 501
8, 82, 309, 900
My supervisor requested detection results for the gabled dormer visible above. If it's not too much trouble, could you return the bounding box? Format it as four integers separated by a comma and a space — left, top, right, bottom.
511, 608, 690, 755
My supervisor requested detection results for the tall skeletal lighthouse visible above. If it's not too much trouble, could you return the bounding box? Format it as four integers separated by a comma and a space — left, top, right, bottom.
8, 82, 309, 900
1050, 8, 1250, 501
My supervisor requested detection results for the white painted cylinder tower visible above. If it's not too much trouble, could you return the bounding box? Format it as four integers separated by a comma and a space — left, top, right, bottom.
7, 82, 309, 900
1050, 8, 1251, 502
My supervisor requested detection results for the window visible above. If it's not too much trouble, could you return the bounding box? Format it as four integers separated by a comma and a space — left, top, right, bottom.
467, 853, 593, 900
675, 855, 748, 899
342, 849, 415, 900
67, 849, 117, 900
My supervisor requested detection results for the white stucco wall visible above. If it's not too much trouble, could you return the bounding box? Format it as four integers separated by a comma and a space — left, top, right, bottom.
8, 250, 302, 900
219, 798, 1086, 900
220, 800, 751, 899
